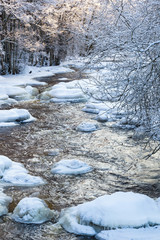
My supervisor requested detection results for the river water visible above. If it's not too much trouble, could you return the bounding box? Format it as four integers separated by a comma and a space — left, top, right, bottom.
0, 70, 160, 239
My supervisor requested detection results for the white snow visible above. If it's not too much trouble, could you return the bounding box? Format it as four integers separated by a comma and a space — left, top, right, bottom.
61, 57, 87, 69
0, 108, 36, 126
58, 77, 68, 81
51, 159, 93, 175
0, 189, 12, 216
12, 197, 55, 224
1, 65, 74, 87
0, 155, 44, 186
59, 192, 160, 236
82, 101, 116, 115
41, 81, 87, 103
0, 65, 75, 106
96, 111, 108, 122
95, 227, 160, 240
0, 86, 27, 97
77, 122, 99, 132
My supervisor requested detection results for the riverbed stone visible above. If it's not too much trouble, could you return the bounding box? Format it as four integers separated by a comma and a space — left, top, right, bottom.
44, 149, 60, 156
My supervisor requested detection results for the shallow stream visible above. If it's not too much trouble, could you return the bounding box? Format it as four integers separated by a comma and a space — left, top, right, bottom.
0, 70, 160, 239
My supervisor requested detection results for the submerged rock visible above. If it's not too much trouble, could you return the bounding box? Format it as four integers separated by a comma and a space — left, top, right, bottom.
12, 197, 55, 224
76, 122, 99, 132
51, 159, 93, 175
44, 149, 60, 156
0, 189, 12, 217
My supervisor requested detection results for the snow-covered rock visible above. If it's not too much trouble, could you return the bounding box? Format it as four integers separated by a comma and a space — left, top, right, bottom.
40, 81, 87, 103
0, 97, 18, 107
12, 197, 55, 224
59, 192, 160, 236
96, 111, 108, 122
95, 227, 160, 240
82, 101, 119, 116
25, 86, 39, 96
51, 159, 93, 175
0, 94, 8, 100
82, 102, 109, 114
0, 86, 27, 98
0, 108, 36, 126
49, 84, 87, 103
112, 117, 141, 130
77, 122, 99, 132
0, 189, 12, 216
0, 155, 44, 186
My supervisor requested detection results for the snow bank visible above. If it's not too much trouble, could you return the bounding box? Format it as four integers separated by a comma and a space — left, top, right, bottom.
95, 227, 160, 240
1, 65, 74, 88
0, 86, 27, 97
12, 197, 55, 224
0, 108, 36, 127
77, 122, 99, 132
0, 155, 44, 186
0, 85, 39, 106
59, 192, 160, 236
0, 65, 74, 106
51, 159, 93, 175
0, 189, 12, 216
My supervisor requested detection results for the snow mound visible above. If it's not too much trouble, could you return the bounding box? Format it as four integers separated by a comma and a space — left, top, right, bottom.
95, 227, 160, 240
12, 197, 55, 224
77, 122, 99, 132
0, 189, 12, 216
59, 192, 160, 236
51, 159, 93, 175
0, 155, 44, 186
40, 81, 87, 103
0, 108, 36, 126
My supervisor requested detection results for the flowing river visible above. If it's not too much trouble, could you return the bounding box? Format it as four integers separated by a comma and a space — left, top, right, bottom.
0, 70, 160, 240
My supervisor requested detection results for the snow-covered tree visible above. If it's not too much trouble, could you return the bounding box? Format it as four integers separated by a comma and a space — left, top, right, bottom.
90, 0, 160, 149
